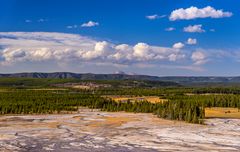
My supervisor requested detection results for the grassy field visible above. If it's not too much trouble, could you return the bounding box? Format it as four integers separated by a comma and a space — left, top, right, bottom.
205, 107, 240, 118
103, 95, 168, 103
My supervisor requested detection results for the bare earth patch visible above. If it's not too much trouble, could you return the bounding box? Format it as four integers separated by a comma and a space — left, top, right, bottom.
0, 110, 239, 152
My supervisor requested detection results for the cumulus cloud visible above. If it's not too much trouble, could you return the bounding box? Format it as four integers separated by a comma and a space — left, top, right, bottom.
82, 41, 112, 60
133, 43, 154, 60
172, 42, 184, 49
170, 6, 232, 21
0, 32, 189, 68
184, 24, 205, 33
110, 42, 186, 62
146, 14, 166, 20
187, 38, 197, 45
109, 44, 132, 61
81, 21, 99, 27
165, 27, 176, 31
191, 51, 207, 65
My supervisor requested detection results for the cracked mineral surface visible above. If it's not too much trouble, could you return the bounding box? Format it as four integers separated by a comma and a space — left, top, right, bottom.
0, 110, 239, 152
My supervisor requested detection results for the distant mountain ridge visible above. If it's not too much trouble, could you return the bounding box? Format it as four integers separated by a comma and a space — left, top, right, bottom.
0, 72, 160, 81
0, 72, 240, 83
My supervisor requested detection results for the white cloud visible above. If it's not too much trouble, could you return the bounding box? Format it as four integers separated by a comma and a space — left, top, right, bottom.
81, 21, 99, 27
67, 25, 78, 29
146, 14, 158, 20
191, 51, 207, 65
111, 44, 132, 60
170, 6, 232, 21
82, 41, 112, 60
172, 42, 184, 49
146, 14, 166, 20
184, 24, 205, 33
165, 27, 176, 31
2, 48, 26, 62
187, 38, 197, 45
168, 53, 185, 61
133, 43, 153, 60
0, 32, 188, 64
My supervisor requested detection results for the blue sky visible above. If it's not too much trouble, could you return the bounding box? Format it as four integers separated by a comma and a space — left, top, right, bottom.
0, 0, 240, 76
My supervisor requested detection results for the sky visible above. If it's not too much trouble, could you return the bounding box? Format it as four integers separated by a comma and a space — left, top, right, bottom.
0, 0, 240, 76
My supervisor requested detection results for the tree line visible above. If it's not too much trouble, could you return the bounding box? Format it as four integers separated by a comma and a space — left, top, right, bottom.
0, 88, 239, 124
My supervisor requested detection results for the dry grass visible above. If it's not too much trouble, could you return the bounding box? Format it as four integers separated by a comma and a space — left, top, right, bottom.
205, 107, 240, 118
145, 96, 168, 103
104, 95, 167, 103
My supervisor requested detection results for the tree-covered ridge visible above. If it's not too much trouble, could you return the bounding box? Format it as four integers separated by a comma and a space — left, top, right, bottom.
1, 72, 240, 84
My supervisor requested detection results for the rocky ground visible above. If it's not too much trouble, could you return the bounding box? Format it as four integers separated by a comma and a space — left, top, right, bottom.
0, 109, 240, 152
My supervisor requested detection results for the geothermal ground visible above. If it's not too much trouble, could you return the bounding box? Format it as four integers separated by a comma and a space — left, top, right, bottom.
0, 109, 240, 152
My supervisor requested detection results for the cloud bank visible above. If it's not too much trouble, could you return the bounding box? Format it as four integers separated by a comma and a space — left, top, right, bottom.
0, 32, 189, 64
0, 32, 218, 73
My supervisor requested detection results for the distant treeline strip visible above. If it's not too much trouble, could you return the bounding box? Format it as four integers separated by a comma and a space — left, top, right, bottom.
0, 89, 239, 124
